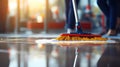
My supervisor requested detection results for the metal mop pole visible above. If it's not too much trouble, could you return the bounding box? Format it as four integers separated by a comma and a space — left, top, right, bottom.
72, 0, 82, 67
72, 0, 83, 33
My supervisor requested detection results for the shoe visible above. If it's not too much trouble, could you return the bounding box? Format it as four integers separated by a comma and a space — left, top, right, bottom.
105, 29, 117, 36
102, 29, 117, 38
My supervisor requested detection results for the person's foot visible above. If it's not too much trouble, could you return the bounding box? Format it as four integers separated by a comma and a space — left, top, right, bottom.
102, 29, 117, 37
106, 29, 117, 36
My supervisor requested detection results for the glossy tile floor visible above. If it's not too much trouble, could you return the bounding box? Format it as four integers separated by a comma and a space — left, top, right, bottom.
0, 35, 120, 67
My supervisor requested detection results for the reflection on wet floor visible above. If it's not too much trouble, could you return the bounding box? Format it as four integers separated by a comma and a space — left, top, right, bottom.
0, 37, 120, 67
8, 44, 103, 67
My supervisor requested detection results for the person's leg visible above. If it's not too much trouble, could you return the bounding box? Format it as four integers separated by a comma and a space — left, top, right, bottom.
108, 0, 117, 29
65, 0, 70, 24
67, 0, 80, 30
97, 0, 110, 31
65, 0, 70, 31
107, 0, 118, 35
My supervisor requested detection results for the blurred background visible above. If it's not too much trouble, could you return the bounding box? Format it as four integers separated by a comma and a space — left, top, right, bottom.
0, 0, 107, 67
1, 0, 105, 34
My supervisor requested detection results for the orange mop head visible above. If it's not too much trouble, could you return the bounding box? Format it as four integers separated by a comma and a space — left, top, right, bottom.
56, 33, 107, 41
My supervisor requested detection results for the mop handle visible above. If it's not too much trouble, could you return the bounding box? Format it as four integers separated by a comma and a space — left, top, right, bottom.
72, 0, 79, 23
72, 0, 83, 33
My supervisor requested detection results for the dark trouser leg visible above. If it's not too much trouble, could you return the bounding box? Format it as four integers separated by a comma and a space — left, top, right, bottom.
67, 0, 80, 29
108, 0, 117, 30
65, 0, 70, 24
97, 0, 110, 31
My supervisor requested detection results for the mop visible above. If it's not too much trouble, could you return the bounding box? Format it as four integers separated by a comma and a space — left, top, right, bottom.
56, 0, 107, 41
55, 0, 107, 67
